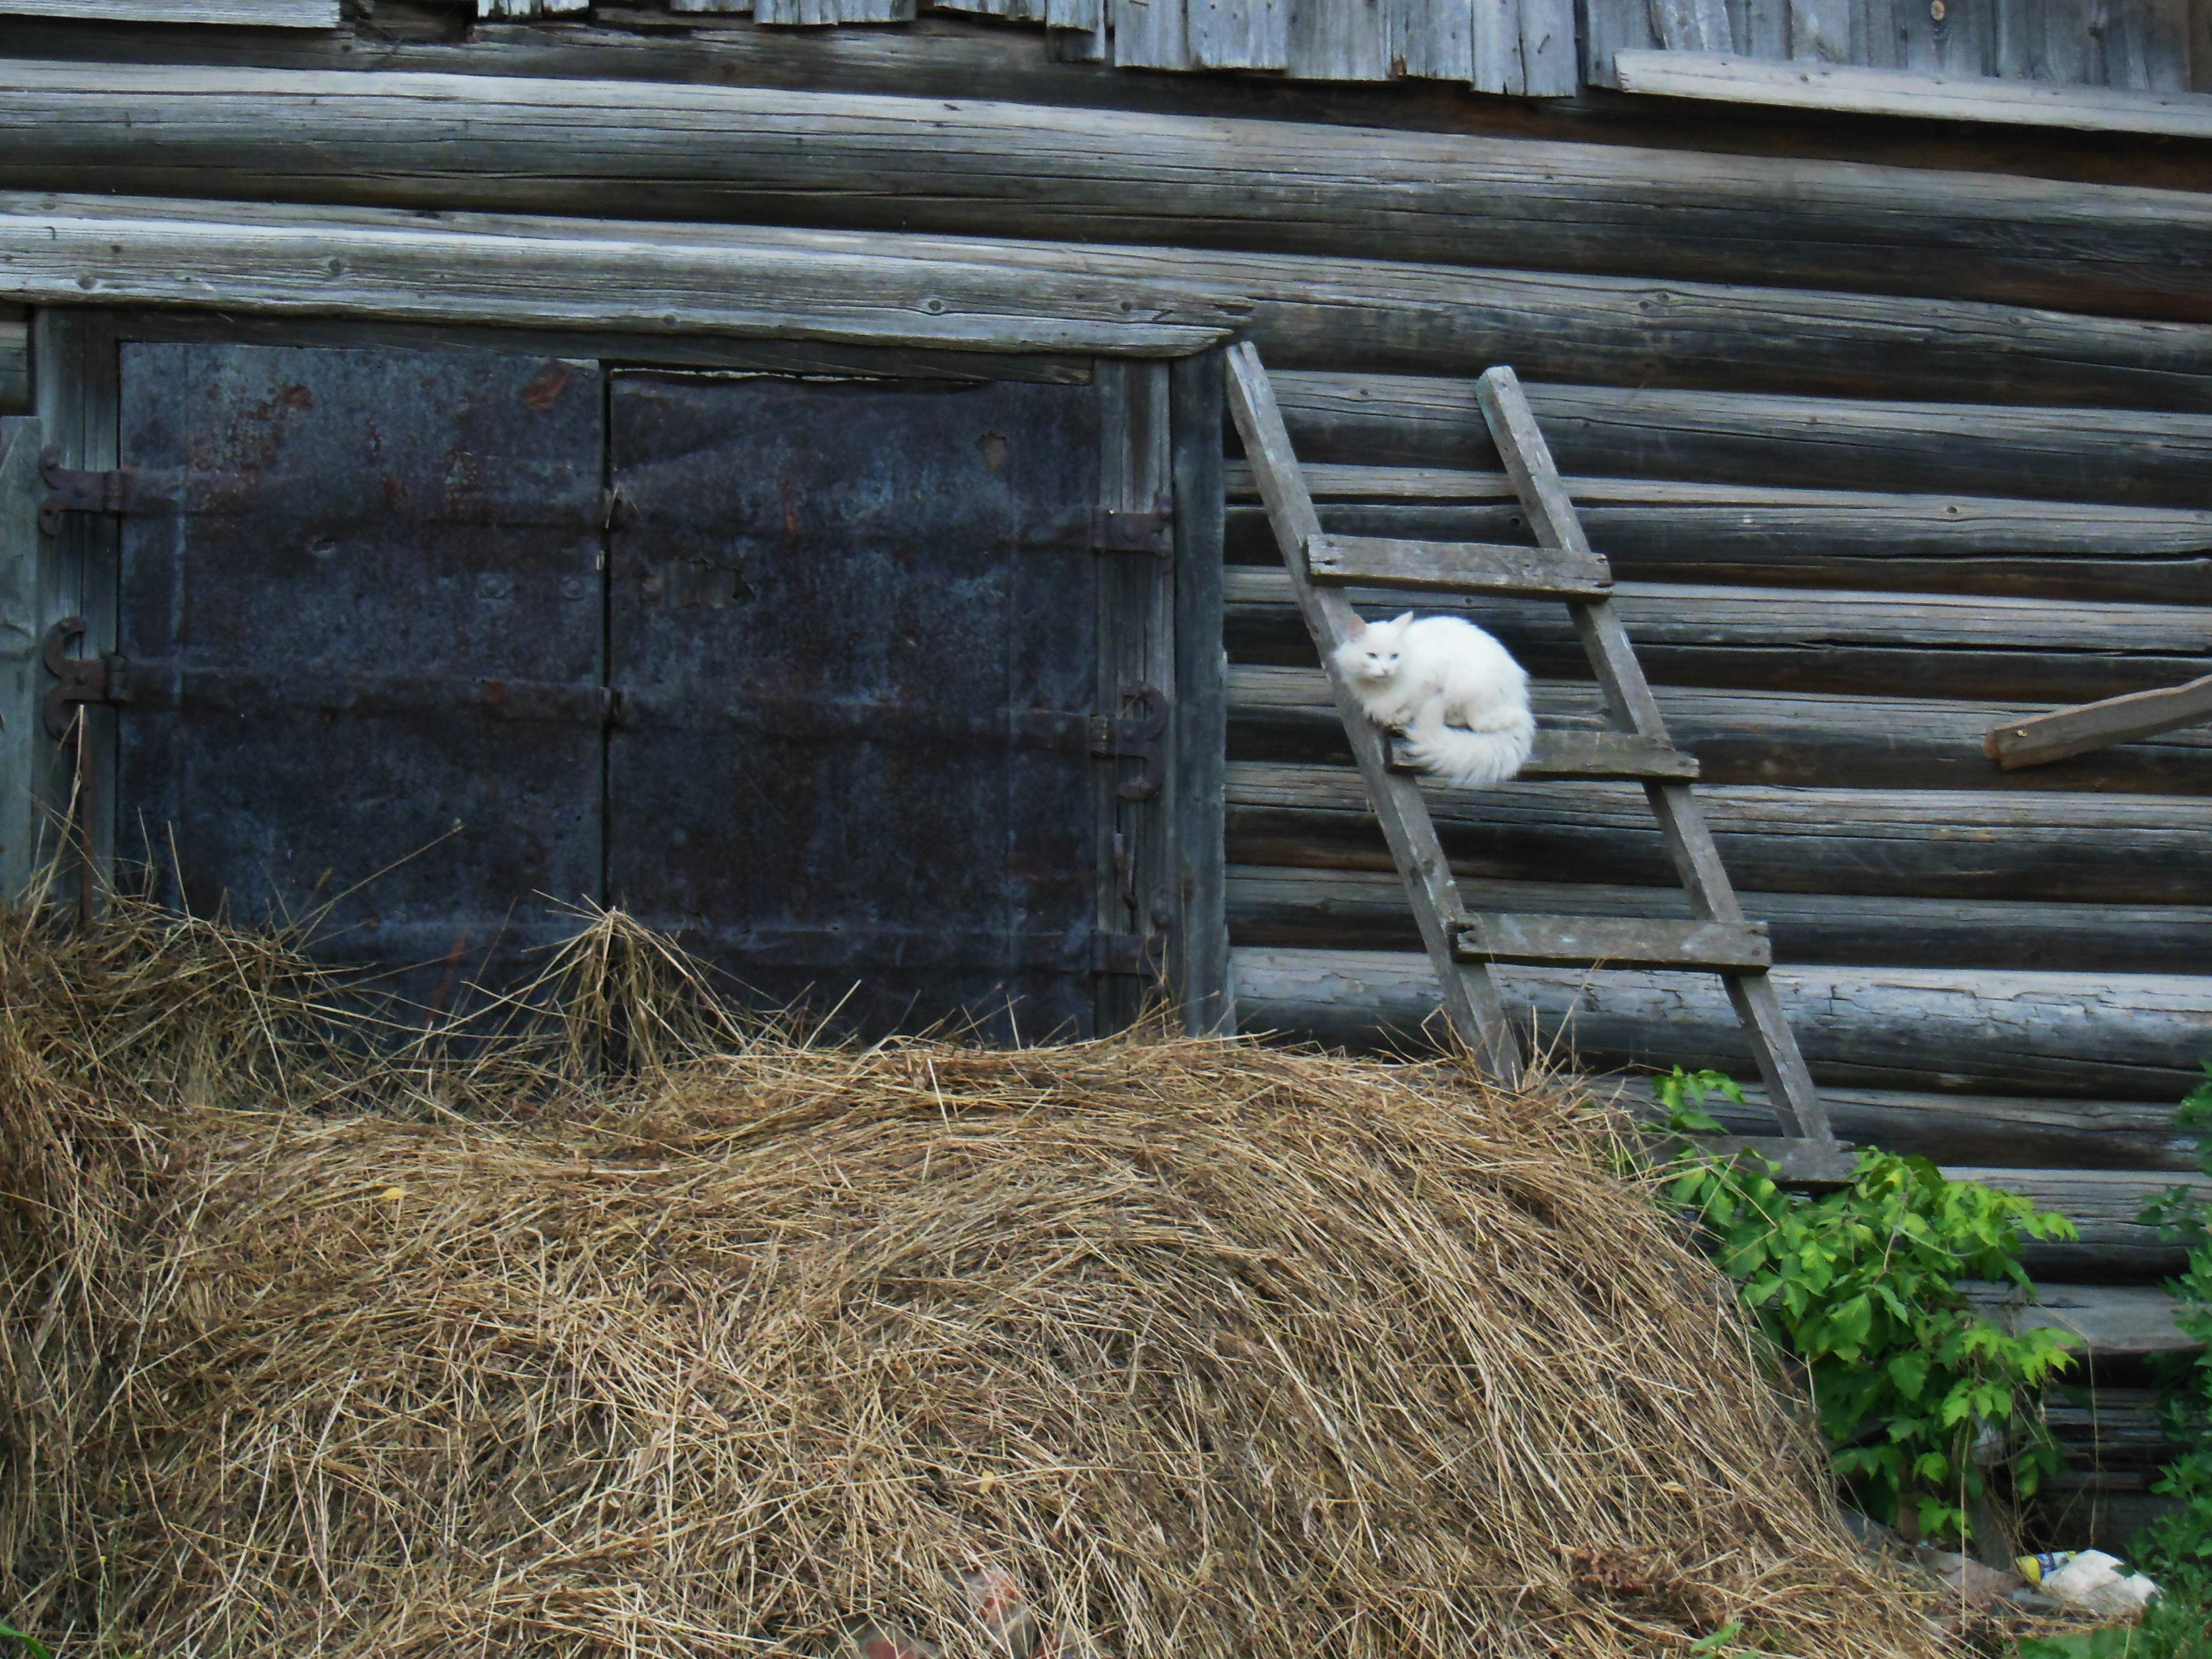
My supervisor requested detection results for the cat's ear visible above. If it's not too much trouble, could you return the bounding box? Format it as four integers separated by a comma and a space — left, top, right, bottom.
1391, 611, 1415, 631
1343, 614, 1367, 638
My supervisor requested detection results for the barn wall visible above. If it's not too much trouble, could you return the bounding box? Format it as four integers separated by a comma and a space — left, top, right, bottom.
1, 14, 2207, 1491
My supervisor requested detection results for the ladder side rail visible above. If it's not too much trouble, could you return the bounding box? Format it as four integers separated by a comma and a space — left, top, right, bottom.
1475, 363, 1833, 1142
1225, 344, 1523, 1082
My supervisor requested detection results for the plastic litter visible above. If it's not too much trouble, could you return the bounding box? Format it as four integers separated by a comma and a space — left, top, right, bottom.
2014, 1550, 2160, 1617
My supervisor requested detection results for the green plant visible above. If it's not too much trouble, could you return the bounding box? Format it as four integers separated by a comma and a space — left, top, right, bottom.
2015, 1591, 2212, 1659
2131, 1064, 2212, 1599
1656, 1070, 2079, 1543
0, 1621, 56, 1659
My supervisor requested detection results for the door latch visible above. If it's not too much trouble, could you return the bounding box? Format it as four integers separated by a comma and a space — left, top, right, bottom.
1090, 683, 1167, 800
39, 448, 162, 537
1091, 497, 1172, 556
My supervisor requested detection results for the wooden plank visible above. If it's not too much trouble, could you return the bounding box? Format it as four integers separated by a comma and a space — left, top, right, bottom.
1389, 727, 1699, 781
0, 415, 40, 902
479, 0, 590, 14
1225, 569, 2212, 705
1113, 0, 1193, 68
1265, 374, 2212, 509
1172, 348, 1231, 1036
1518, 0, 1579, 91
0, 314, 22, 415
1988, 674, 2212, 771
0, 0, 340, 20
1647, 0, 1732, 52
0, 196, 1237, 359
1954, 1167, 2212, 1280
1225, 864, 2212, 974
1307, 533, 1613, 598
1286, 0, 1395, 78
1399, 0, 1479, 85
1223, 342, 1521, 1079
1457, 912, 1772, 970
1186, 0, 1287, 66
1682, 1135, 1859, 1183
2009, 1286, 2195, 1356
1230, 946, 2212, 1101
1584, 0, 1659, 81
9, 64, 2212, 328
1613, 48, 2212, 136
1239, 665, 2212, 794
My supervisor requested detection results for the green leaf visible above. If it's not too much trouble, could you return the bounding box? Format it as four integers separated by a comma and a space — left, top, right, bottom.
0, 1623, 55, 1659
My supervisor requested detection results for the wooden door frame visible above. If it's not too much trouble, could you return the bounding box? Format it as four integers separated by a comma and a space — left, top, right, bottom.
3, 306, 1229, 1036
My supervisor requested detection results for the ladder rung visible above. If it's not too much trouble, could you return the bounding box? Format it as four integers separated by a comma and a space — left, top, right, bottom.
1454, 913, 1772, 972
1306, 533, 1614, 600
1680, 1135, 1858, 1186
1388, 730, 1697, 782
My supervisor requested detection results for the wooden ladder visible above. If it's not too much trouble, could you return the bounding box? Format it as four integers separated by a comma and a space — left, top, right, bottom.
1225, 342, 1841, 1168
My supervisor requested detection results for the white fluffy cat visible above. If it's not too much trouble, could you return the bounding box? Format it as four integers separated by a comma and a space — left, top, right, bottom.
1330, 611, 1535, 788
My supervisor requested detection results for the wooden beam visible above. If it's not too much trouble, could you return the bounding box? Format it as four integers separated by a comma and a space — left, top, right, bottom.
1227, 761, 2212, 903
0, 414, 41, 901
1954, 1168, 2212, 1281
1265, 373, 2212, 508
1987, 674, 2212, 771
1614, 50, 2212, 140
1456, 912, 1772, 971
1229, 945, 2212, 1101
0, 194, 1237, 357
1387, 728, 1699, 781
1234, 664, 2212, 794
4, 60, 2209, 324
1227, 569, 2212, 705
1225, 864, 2212, 975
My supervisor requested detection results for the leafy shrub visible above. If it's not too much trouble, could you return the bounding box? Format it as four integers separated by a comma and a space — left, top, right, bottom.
1656, 1069, 2079, 1542
2132, 1064, 2212, 1601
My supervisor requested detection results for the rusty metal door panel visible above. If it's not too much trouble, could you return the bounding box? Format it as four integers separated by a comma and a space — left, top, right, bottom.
115, 342, 605, 999
607, 372, 1101, 1040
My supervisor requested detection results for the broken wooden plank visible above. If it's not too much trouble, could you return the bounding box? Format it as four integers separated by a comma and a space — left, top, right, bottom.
1987, 673, 2212, 770
1613, 49, 2212, 138
1456, 912, 1772, 971
1307, 532, 1614, 598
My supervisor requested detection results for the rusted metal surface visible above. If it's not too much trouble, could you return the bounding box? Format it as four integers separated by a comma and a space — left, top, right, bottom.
40, 615, 125, 739
115, 342, 605, 1004
606, 371, 1103, 1041
38, 445, 171, 537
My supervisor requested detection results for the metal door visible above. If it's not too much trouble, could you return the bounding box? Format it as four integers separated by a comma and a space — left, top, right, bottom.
110, 342, 606, 1002
605, 372, 1105, 1040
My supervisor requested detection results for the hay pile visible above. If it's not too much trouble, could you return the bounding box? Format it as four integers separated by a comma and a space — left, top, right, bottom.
0, 898, 1950, 1658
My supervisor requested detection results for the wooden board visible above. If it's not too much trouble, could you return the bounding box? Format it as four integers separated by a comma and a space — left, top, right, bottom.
1235, 664, 2212, 794
0, 0, 339, 21
1225, 863, 2212, 974
1265, 373, 2212, 508
1307, 532, 1614, 597
1613, 49, 2212, 136
1227, 760, 2212, 902
1458, 912, 1772, 970
1387, 728, 1699, 780
1953, 1167, 2212, 1280
1172, 349, 1231, 1035
1989, 674, 2212, 770
1227, 570, 2212, 705
1230, 945, 2212, 1101
0, 415, 40, 901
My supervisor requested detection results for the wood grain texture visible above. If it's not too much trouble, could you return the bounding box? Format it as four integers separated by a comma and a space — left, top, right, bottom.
1225, 488, 2212, 605
1227, 761, 2212, 901
1230, 945, 2212, 1101
1458, 912, 1771, 970
0, 415, 41, 901
1171, 349, 1230, 1034
0, 0, 339, 21
1988, 674, 2212, 770
1265, 373, 2212, 508
1307, 533, 1613, 597
1225, 865, 2212, 973
1614, 49, 2212, 134
0, 194, 1236, 357
1233, 663, 2212, 793
1954, 1168, 2211, 1279
3, 62, 2212, 324
1227, 569, 2212, 704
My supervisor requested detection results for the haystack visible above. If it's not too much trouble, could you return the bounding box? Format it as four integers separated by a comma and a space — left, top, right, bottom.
0, 898, 1949, 1658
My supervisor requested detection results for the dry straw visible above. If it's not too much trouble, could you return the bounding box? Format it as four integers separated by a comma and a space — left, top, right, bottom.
0, 895, 1950, 1658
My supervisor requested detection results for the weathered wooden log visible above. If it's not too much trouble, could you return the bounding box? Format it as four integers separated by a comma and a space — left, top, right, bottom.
1265, 375, 2212, 508
1227, 863, 2212, 974
1606, 1074, 2200, 1172
1227, 762, 2212, 901
1959, 1169, 2210, 1282
1229, 945, 2212, 1101
0, 310, 22, 415
0, 193, 1237, 356
1226, 569, 2212, 704
1230, 663, 2212, 793
5, 60, 2212, 324
9, 193, 2212, 411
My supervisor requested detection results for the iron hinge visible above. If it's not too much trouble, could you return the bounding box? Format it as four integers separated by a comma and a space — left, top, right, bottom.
41, 617, 128, 738
39, 447, 165, 537
1091, 497, 1172, 556
1088, 683, 1168, 801
1092, 930, 1170, 977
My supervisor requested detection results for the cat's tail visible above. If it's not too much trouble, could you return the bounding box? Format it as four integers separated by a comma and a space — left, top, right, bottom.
1401, 707, 1536, 789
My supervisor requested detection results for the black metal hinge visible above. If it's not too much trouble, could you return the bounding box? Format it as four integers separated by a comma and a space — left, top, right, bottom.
1092, 497, 1172, 556
41, 617, 128, 739
39, 447, 167, 537
1090, 683, 1168, 800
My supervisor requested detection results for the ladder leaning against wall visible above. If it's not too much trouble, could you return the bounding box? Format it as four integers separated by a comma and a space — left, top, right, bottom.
1223, 342, 1847, 1180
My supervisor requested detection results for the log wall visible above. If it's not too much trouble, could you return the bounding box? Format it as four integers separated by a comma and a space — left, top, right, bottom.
1, 6, 2207, 1324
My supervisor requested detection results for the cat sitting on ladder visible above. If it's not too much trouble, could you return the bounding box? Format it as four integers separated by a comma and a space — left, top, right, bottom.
1331, 611, 1535, 787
